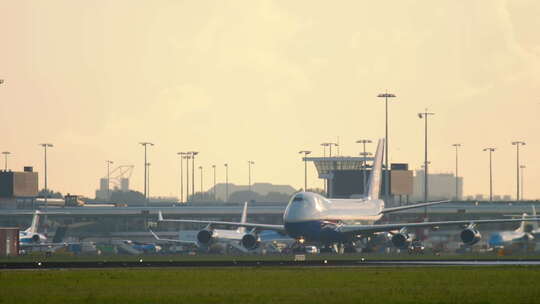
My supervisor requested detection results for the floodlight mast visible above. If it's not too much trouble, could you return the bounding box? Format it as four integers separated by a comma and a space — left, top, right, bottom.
248, 161, 255, 193
191, 151, 199, 200
198, 166, 203, 199
451, 144, 462, 200
299, 150, 312, 191
511, 141, 525, 200
483, 147, 496, 201
139, 142, 154, 206
418, 109, 434, 204
212, 165, 216, 200
520, 165, 526, 200
356, 139, 372, 195
377, 91, 396, 204
224, 163, 229, 202
184, 154, 191, 201
39, 143, 53, 210
106, 160, 114, 201
177, 152, 188, 203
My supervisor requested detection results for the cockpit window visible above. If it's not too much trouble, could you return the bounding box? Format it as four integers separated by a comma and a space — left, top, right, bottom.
293, 195, 303, 202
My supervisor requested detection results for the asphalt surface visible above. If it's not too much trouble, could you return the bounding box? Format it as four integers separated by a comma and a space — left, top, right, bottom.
2, 259, 540, 269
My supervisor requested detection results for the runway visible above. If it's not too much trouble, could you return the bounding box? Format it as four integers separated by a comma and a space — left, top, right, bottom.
2, 259, 540, 269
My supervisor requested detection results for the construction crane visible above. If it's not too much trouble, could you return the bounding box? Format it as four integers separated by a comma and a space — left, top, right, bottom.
106, 165, 134, 191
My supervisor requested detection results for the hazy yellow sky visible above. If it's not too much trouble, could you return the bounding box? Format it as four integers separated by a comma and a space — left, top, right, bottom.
1, 1, 539, 199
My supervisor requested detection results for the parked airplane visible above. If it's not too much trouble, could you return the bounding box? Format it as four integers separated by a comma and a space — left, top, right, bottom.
158, 139, 540, 252
112, 239, 162, 255
19, 210, 48, 245
154, 202, 274, 252
488, 206, 539, 249
18, 210, 81, 253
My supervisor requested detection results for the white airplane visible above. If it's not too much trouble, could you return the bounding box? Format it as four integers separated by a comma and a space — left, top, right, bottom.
18, 210, 83, 253
488, 206, 539, 248
158, 139, 540, 252
19, 210, 48, 245
154, 202, 268, 252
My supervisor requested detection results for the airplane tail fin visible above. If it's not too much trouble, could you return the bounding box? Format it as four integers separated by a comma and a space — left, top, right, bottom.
52, 225, 68, 243
517, 213, 533, 233
366, 139, 385, 200
238, 202, 248, 234
517, 206, 539, 233
25, 210, 40, 233
531, 205, 538, 231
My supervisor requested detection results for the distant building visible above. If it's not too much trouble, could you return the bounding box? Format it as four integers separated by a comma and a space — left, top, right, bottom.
0, 167, 38, 209
211, 183, 297, 201
413, 170, 463, 201
95, 165, 134, 201
305, 155, 413, 206
96, 177, 130, 200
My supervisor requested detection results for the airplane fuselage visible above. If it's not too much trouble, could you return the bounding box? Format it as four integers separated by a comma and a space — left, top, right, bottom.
283, 192, 384, 244
19, 231, 47, 244
488, 231, 532, 248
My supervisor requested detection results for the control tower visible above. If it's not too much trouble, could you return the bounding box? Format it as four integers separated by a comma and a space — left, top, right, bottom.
304, 156, 412, 205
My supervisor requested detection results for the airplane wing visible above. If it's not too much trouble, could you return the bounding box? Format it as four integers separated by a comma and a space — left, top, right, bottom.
157, 211, 285, 231
379, 200, 450, 214
337, 217, 540, 235
19, 241, 82, 249
149, 229, 198, 246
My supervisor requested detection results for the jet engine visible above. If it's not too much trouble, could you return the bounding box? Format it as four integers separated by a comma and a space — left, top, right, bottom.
391, 232, 412, 249
32, 234, 40, 242
460, 227, 481, 246
196, 229, 216, 245
241, 233, 260, 250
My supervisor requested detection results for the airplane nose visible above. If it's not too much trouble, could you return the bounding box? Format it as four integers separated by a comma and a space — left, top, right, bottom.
284, 196, 321, 223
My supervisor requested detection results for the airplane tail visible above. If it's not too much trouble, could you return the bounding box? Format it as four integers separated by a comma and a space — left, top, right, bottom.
366, 139, 385, 200
52, 225, 68, 243
532, 205, 538, 230
25, 210, 41, 233
237, 202, 248, 234
516, 206, 539, 233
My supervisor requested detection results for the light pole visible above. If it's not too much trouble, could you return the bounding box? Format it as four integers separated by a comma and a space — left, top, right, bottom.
2, 151, 11, 171
321, 143, 328, 157
39, 143, 53, 210
177, 152, 187, 203
191, 151, 199, 199
198, 166, 203, 199
299, 150, 312, 191
356, 139, 372, 194
321, 143, 330, 194
224, 163, 229, 202
185, 154, 191, 201
212, 164, 216, 200
452, 144, 461, 200
248, 161, 255, 193
321, 142, 338, 157
146, 162, 151, 201
139, 142, 154, 205
511, 141, 526, 200
483, 148, 496, 201
418, 109, 434, 203
378, 91, 396, 203
106, 160, 114, 201
520, 165, 526, 200
359, 152, 372, 194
